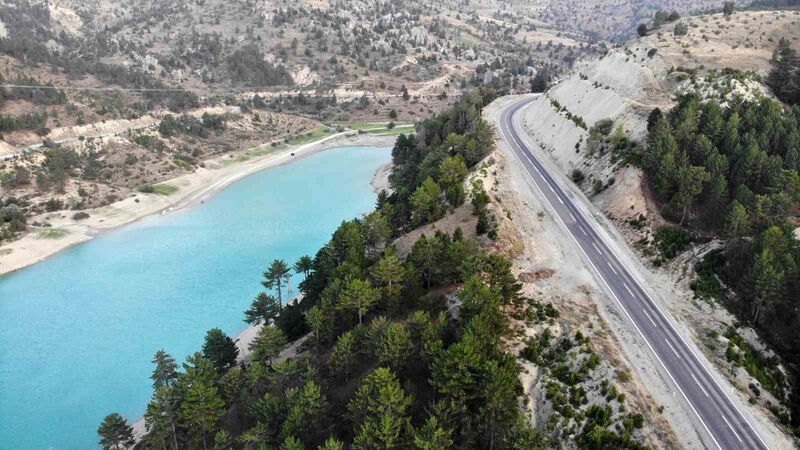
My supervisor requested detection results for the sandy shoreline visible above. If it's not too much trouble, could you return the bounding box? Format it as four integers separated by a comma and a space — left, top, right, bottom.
0, 132, 396, 277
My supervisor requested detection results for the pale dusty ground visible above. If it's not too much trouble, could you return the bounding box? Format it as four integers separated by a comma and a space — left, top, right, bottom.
485, 97, 688, 448
507, 19, 800, 444
370, 162, 392, 194
485, 95, 795, 449
0, 133, 397, 276
640, 10, 800, 76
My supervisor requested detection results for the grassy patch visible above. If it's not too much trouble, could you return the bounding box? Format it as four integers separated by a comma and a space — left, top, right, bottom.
36, 228, 69, 239
226, 145, 280, 165
287, 126, 335, 145
138, 183, 179, 195
153, 184, 179, 195
172, 158, 193, 170
369, 127, 413, 137
339, 122, 412, 131
338, 122, 385, 130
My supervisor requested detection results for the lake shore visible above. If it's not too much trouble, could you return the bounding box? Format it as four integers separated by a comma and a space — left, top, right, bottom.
0, 132, 396, 277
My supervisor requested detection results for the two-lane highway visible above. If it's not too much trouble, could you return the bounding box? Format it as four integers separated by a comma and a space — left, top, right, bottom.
498, 97, 768, 450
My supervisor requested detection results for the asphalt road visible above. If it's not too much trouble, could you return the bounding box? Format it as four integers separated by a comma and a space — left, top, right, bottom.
498, 97, 769, 450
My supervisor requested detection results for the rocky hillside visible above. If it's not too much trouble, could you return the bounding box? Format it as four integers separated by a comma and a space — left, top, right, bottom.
488, 0, 753, 42
516, 5, 800, 443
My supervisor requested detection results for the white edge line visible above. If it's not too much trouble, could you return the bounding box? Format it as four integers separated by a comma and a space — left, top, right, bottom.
501, 102, 724, 450
624, 283, 634, 297
509, 91, 768, 448
722, 416, 744, 443
642, 308, 657, 327
691, 373, 711, 398
561, 138, 770, 448
665, 338, 682, 359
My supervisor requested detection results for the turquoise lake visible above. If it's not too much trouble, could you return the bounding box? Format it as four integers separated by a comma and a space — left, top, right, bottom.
0, 146, 391, 449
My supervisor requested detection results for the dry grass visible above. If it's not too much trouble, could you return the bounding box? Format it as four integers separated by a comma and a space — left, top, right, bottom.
641, 10, 800, 74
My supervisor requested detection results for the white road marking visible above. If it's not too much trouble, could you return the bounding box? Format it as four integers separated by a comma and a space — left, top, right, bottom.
592, 242, 601, 254
691, 373, 710, 397
548, 184, 556, 194
607, 261, 617, 274
558, 196, 564, 205
642, 308, 657, 327
665, 339, 681, 359
502, 101, 761, 450
722, 416, 743, 443
624, 283, 634, 297
580, 225, 588, 236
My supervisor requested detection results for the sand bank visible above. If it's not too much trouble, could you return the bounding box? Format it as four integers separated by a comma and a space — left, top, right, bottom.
0, 133, 396, 277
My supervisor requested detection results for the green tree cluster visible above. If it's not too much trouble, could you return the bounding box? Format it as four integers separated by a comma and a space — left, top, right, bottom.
381, 88, 500, 231
767, 38, 800, 106
637, 94, 800, 425
102, 90, 628, 450
639, 94, 800, 229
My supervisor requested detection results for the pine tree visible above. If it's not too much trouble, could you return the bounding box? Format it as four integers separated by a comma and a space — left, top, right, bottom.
330, 330, 357, 379
281, 380, 328, 441
410, 177, 445, 225
672, 165, 710, 225
293, 255, 314, 281
151, 349, 178, 390
413, 416, 454, 450
530, 68, 550, 93
439, 155, 468, 206
349, 368, 413, 449
338, 278, 379, 324
263, 259, 292, 304
724, 200, 750, 238
362, 211, 391, 258
181, 382, 225, 449
371, 249, 406, 308
644, 116, 677, 175
145, 386, 180, 450
249, 325, 286, 367
97, 413, 135, 450
306, 304, 330, 347
376, 322, 413, 372
752, 248, 784, 325
766, 38, 799, 105
318, 437, 344, 450
244, 292, 281, 325
202, 328, 239, 373
280, 436, 303, 450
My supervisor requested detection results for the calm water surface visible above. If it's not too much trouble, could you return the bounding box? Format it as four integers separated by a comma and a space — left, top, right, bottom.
0, 146, 391, 449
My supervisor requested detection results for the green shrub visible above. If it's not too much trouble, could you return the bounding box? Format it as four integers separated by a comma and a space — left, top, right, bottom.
653, 226, 691, 259
571, 169, 585, 185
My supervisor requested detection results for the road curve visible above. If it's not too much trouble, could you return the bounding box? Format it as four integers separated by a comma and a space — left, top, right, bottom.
498, 96, 769, 450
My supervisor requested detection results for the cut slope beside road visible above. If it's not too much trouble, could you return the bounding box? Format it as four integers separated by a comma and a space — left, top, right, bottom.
495, 94, 789, 450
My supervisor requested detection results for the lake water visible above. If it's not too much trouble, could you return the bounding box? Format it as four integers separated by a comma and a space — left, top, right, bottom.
0, 146, 391, 449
